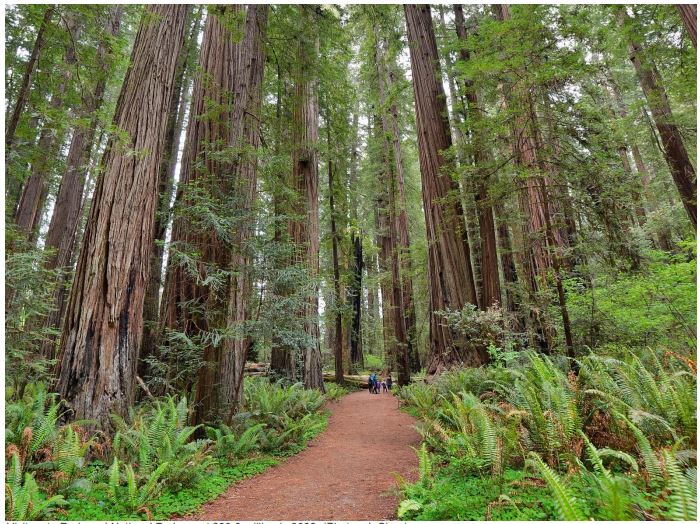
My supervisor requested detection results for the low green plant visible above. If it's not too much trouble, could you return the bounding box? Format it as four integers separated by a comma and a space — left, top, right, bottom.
5, 452, 66, 520
110, 396, 213, 490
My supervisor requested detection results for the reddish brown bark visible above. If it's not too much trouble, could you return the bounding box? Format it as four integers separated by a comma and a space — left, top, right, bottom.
328, 137, 344, 386
41, 7, 123, 359
160, 5, 261, 423
374, 31, 411, 384
290, 6, 324, 390
55, 4, 189, 425
222, 4, 269, 419
140, 6, 199, 380
405, 4, 485, 375
622, 10, 696, 229
677, 4, 697, 48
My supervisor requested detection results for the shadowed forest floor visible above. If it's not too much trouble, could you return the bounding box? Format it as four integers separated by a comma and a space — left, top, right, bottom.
189, 390, 420, 520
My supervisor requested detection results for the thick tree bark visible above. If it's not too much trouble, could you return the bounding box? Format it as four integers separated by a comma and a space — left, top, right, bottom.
41, 6, 123, 359
621, 10, 696, 229
493, 4, 558, 350
55, 5, 188, 425
160, 5, 259, 423
384, 41, 420, 374
677, 4, 697, 48
290, 6, 324, 391
453, 4, 501, 309
221, 5, 269, 420
140, 6, 199, 380
5, 6, 54, 157
405, 4, 485, 375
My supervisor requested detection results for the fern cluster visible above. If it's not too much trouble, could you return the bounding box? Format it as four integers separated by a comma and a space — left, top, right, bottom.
398, 348, 697, 521
4, 376, 334, 520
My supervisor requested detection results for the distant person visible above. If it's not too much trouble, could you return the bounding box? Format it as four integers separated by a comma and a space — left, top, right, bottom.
367, 375, 373, 394
386, 376, 393, 390
381, 380, 388, 393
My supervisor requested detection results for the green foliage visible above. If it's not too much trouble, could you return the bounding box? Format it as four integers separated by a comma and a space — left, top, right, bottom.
4, 227, 60, 394
323, 382, 351, 401
5, 453, 67, 520
399, 345, 696, 520
110, 396, 213, 490
580, 351, 696, 442
399, 466, 558, 520
568, 254, 696, 352
7, 377, 331, 520
526, 452, 586, 521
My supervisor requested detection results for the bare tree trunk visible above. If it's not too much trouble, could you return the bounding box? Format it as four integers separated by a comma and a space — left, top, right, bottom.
291, 6, 324, 391
621, 9, 696, 229
374, 32, 411, 384
405, 4, 485, 375
55, 4, 188, 425
328, 131, 344, 385
222, 5, 269, 420
5, 6, 54, 156
384, 42, 420, 373
347, 112, 364, 372
677, 4, 697, 48
41, 6, 123, 359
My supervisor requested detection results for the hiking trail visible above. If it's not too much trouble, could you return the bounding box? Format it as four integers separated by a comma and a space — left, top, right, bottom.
190, 389, 420, 520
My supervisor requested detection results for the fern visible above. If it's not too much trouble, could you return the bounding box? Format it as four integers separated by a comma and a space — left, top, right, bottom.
615, 412, 662, 482
526, 452, 585, 521
662, 450, 697, 521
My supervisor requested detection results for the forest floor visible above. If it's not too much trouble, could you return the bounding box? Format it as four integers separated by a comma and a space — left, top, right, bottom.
189, 390, 420, 520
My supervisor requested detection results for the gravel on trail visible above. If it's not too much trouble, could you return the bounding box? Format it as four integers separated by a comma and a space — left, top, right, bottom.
191, 389, 420, 520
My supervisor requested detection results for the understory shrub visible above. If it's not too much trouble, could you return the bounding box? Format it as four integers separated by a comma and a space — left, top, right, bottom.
4, 375, 333, 520
398, 348, 697, 520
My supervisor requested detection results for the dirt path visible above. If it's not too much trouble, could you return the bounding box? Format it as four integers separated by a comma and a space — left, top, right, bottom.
192, 390, 420, 520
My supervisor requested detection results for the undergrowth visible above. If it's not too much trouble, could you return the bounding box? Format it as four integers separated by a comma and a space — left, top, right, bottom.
4, 377, 337, 520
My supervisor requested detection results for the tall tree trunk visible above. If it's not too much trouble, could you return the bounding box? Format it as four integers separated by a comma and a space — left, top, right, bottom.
453, 4, 501, 309
269, 60, 296, 381
55, 4, 188, 425
41, 6, 123, 359
621, 9, 696, 229
405, 4, 485, 375
15, 14, 80, 240
5, 6, 54, 157
328, 128, 344, 385
160, 5, 251, 424
676, 4, 697, 48
374, 32, 411, 384
222, 5, 269, 420
290, 6, 324, 391
140, 6, 200, 380
384, 41, 420, 374
347, 111, 363, 372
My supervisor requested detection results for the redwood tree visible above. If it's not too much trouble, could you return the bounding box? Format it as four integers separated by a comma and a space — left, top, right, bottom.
404, 4, 485, 374
41, 6, 123, 359
620, 9, 696, 229
221, 4, 269, 420
290, 6, 324, 391
55, 4, 189, 424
